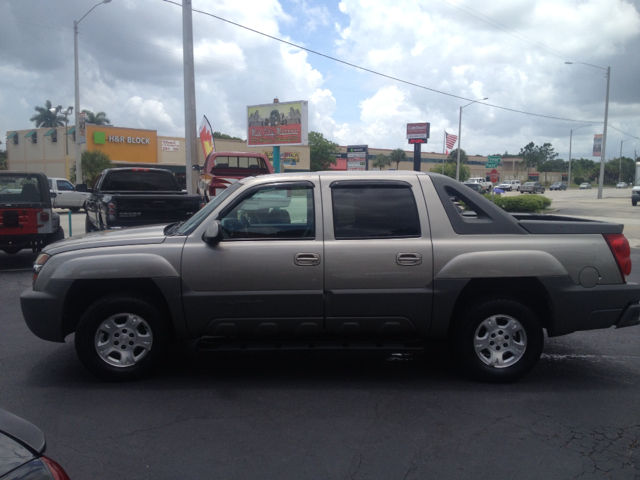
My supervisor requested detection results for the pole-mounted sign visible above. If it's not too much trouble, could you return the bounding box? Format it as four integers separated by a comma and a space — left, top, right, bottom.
406, 123, 430, 144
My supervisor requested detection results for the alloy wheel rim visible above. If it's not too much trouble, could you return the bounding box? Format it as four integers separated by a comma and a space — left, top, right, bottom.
473, 314, 527, 368
94, 313, 153, 367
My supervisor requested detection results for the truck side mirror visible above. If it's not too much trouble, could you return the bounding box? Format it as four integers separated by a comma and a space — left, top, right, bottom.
76, 183, 88, 192
203, 220, 223, 244
192, 164, 202, 172
50, 191, 57, 198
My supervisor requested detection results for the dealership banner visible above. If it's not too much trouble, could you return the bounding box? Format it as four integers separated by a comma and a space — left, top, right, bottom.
199, 116, 215, 160
593, 134, 603, 157
247, 101, 308, 147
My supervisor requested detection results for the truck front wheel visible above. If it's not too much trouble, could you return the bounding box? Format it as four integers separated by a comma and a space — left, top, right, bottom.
633, 199, 637, 207
453, 299, 544, 383
75, 294, 171, 381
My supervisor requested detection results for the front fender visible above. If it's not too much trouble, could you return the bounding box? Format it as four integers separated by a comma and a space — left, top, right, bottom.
48, 253, 180, 281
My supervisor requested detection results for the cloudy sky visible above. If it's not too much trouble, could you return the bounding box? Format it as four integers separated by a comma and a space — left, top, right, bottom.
2, 0, 640, 161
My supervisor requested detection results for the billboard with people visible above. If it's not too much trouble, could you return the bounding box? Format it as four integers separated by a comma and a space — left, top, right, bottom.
247, 100, 308, 147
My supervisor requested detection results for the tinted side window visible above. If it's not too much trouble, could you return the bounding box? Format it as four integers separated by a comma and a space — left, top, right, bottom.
219, 184, 314, 240
332, 185, 420, 239
57, 180, 74, 191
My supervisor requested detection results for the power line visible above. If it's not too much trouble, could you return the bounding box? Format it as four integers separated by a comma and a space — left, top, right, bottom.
161, 0, 600, 124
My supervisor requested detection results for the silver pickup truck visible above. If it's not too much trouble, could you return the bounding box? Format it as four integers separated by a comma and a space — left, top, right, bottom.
20, 172, 640, 383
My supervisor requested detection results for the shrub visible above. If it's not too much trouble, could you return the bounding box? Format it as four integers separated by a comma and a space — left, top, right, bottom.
484, 194, 552, 213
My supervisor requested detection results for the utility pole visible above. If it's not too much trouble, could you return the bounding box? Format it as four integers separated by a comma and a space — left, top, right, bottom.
183, 0, 197, 194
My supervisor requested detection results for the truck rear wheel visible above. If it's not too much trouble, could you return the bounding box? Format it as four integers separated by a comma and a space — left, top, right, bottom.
75, 294, 171, 381
453, 298, 544, 383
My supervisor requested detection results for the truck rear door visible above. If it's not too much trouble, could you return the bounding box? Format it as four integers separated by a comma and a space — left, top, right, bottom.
320, 175, 434, 337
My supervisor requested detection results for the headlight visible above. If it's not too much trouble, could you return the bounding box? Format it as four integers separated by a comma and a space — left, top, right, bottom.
33, 253, 50, 285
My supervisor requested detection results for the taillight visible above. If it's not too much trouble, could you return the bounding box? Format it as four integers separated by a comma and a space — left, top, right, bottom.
33, 253, 50, 285
41, 456, 71, 480
40, 212, 49, 221
604, 234, 632, 280
108, 202, 116, 220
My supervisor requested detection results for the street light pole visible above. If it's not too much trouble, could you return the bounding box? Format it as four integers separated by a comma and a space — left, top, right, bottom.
568, 124, 591, 188
565, 62, 610, 199
619, 139, 626, 183
456, 97, 488, 182
74, 0, 112, 185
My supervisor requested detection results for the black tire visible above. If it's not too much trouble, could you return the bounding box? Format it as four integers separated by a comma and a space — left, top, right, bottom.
452, 299, 544, 383
633, 199, 637, 207
2, 247, 22, 255
69, 207, 80, 213
85, 215, 95, 233
75, 294, 171, 381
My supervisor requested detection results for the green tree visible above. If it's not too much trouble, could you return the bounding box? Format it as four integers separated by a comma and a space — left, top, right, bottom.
308, 131, 339, 171
372, 154, 391, 170
390, 148, 407, 170
30, 100, 65, 128
70, 150, 113, 187
81, 109, 111, 125
213, 131, 243, 141
447, 148, 468, 164
430, 162, 470, 181
519, 142, 540, 176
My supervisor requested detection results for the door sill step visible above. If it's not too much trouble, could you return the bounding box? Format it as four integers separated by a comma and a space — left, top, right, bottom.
196, 338, 425, 352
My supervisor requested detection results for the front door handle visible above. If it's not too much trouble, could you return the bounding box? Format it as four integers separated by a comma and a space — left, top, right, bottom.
397, 253, 422, 266
295, 253, 321, 266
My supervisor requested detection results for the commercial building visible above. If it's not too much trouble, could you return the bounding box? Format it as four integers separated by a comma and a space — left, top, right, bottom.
6, 125, 564, 184
5, 125, 311, 182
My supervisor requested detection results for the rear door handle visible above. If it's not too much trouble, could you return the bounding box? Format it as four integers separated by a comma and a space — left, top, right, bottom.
295, 253, 321, 266
397, 253, 422, 266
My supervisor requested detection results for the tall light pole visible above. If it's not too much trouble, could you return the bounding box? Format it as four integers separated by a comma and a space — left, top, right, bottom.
567, 124, 591, 188
565, 62, 610, 199
74, 0, 112, 185
50, 106, 74, 179
456, 97, 488, 182
183, 0, 197, 195
619, 139, 627, 183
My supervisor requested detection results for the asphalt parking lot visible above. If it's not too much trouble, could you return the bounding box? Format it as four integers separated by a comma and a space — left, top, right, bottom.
1, 187, 639, 479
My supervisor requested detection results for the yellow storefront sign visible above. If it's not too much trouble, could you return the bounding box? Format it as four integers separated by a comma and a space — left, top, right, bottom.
87, 125, 157, 163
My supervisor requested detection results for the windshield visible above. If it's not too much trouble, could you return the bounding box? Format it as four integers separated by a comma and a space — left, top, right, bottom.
0, 174, 47, 204
175, 181, 244, 235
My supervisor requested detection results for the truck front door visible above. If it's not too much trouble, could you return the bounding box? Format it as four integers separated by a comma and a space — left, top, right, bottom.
181, 179, 324, 338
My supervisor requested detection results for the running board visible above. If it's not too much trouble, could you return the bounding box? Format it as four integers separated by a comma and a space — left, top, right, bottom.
196, 338, 425, 352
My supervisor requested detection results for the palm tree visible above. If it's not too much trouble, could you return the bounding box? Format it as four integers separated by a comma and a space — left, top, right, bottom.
81, 110, 111, 125
390, 148, 407, 170
30, 100, 65, 128
372, 154, 391, 170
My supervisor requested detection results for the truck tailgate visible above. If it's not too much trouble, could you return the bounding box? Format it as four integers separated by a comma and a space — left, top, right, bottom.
111, 194, 200, 226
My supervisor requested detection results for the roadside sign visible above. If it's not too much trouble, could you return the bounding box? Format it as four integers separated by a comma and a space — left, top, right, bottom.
486, 155, 500, 169
490, 168, 499, 184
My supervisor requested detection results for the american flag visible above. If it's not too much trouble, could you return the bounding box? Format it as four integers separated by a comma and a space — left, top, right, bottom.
445, 131, 458, 150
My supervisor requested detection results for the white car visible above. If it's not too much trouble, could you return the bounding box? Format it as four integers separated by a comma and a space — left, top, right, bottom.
617, 182, 628, 189
48, 177, 90, 212
497, 180, 521, 192
579, 182, 592, 190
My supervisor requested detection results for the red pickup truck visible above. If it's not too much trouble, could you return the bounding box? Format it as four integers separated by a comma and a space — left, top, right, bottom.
195, 151, 273, 201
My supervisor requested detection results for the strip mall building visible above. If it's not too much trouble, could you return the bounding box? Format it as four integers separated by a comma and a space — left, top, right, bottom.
5, 124, 558, 183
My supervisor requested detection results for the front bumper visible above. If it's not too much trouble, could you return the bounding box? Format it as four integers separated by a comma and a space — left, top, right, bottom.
20, 280, 73, 343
